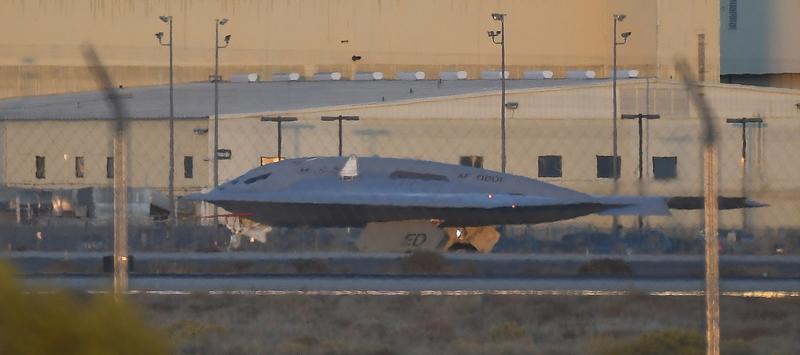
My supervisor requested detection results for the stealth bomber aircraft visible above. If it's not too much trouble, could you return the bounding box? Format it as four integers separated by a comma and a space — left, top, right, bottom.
186, 155, 761, 251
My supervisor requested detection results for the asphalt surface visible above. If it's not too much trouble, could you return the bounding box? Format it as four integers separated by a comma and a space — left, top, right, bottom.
5, 251, 798, 297
20, 274, 800, 298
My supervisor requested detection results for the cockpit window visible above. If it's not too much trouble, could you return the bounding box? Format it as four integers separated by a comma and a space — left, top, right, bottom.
389, 170, 449, 182
229, 178, 240, 185
244, 173, 272, 184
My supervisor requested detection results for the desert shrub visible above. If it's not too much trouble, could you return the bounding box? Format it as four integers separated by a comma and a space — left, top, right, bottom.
578, 258, 632, 276
596, 329, 703, 355
41, 260, 82, 273
399, 251, 448, 274
0, 262, 169, 355
721, 338, 754, 355
489, 321, 526, 342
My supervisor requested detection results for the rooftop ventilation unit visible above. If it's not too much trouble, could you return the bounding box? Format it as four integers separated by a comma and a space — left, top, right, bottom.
439, 71, 468, 80
614, 69, 640, 79
566, 70, 596, 79
480, 70, 510, 80
313, 72, 343, 81
396, 71, 426, 80
272, 72, 301, 81
230, 73, 260, 83
354, 71, 384, 81
523, 70, 554, 80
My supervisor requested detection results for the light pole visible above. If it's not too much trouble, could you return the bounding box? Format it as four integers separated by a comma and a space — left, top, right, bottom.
726, 117, 763, 232
622, 112, 660, 233
155, 15, 176, 227
213, 18, 230, 224
488, 12, 507, 173
611, 14, 630, 238
261, 116, 298, 160
321, 115, 360, 156
621, 113, 661, 180
213, 21, 230, 188
612, 14, 631, 183
726, 117, 764, 163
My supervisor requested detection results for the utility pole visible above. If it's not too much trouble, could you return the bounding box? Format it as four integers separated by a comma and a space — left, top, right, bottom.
321, 115, 360, 156
261, 116, 298, 160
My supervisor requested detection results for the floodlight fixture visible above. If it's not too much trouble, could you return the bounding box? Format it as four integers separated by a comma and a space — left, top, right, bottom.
491, 13, 506, 21
621, 31, 632, 39
159, 15, 171, 23
614, 14, 626, 21
224, 34, 231, 44
218, 18, 229, 25
155, 32, 164, 41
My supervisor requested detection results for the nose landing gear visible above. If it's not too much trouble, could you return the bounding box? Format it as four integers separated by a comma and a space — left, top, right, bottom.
444, 226, 500, 253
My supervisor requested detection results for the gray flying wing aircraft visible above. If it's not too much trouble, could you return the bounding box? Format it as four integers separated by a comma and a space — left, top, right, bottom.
185, 155, 762, 251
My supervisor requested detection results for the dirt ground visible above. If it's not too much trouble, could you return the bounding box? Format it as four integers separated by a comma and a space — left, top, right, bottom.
132, 294, 800, 355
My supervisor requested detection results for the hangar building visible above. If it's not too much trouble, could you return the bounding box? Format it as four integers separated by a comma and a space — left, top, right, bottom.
1, 0, 719, 98
1, 78, 797, 233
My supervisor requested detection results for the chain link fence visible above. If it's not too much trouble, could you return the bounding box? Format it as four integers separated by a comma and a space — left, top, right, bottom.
1, 77, 798, 254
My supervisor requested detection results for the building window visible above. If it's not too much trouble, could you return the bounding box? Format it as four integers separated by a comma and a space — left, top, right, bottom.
459, 155, 484, 168
538, 155, 562, 178
260, 156, 279, 166
75, 156, 85, 178
728, 0, 738, 30
106, 157, 114, 178
653, 156, 677, 180
184, 156, 193, 179
35, 156, 46, 179
596, 155, 621, 179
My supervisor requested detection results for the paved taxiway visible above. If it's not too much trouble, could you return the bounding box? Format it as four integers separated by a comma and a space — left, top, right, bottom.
21, 275, 800, 298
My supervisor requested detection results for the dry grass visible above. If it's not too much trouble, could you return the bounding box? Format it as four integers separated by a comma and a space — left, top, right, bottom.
133, 294, 800, 355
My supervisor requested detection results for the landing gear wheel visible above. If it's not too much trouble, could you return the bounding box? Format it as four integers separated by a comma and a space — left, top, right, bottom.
447, 243, 479, 252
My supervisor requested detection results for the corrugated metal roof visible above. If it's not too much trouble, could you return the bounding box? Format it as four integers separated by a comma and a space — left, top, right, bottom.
0, 79, 609, 120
